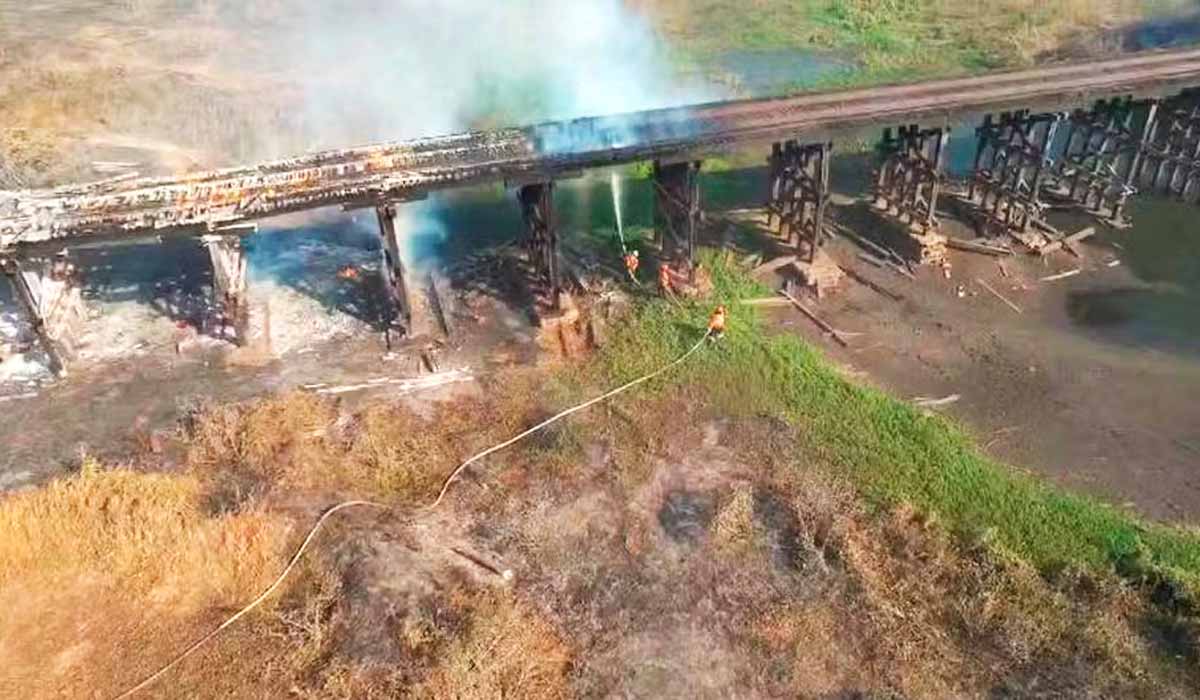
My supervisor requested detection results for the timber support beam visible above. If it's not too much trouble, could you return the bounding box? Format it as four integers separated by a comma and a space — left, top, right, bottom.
1048, 97, 1156, 228
517, 182, 561, 309
201, 234, 249, 344
376, 203, 413, 336
873, 125, 948, 233
968, 110, 1063, 240
1138, 89, 1200, 202
871, 125, 949, 264
1, 252, 87, 376
653, 160, 702, 276
767, 141, 832, 263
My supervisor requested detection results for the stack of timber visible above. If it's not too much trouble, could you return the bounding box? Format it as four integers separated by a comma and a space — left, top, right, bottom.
891, 227, 948, 265
791, 248, 844, 298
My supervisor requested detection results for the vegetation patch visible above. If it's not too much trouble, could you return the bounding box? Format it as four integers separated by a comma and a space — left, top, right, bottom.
588, 250, 1200, 599
642, 0, 1194, 92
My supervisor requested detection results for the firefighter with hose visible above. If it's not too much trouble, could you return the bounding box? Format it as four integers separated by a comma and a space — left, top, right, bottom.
623, 249, 640, 282
658, 262, 676, 298
707, 304, 727, 340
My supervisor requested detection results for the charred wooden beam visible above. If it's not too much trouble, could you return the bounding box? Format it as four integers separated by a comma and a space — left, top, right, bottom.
201, 234, 249, 344
1, 253, 86, 376
653, 160, 702, 273
376, 204, 413, 335
517, 182, 561, 309
968, 110, 1063, 236
1137, 89, 1200, 202
767, 141, 831, 263
873, 125, 948, 233
5, 49, 1200, 248
1046, 97, 1157, 227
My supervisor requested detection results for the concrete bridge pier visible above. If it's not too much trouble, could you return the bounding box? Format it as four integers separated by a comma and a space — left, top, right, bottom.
202, 233, 250, 344
653, 159, 701, 278
517, 182, 562, 310
1, 252, 87, 376
872, 125, 949, 264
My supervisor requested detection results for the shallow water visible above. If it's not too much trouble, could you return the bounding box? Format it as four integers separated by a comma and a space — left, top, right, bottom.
1065, 196, 1200, 355
713, 49, 854, 96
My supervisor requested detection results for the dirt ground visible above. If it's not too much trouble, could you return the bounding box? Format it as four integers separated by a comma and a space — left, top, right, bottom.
750, 199, 1200, 524
3, 174, 1199, 532
0, 223, 558, 492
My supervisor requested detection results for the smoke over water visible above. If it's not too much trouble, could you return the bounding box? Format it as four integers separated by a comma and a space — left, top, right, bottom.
227, 0, 716, 268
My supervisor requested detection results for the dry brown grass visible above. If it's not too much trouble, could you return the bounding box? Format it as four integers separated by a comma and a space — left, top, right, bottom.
185, 390, 526, 505
2, 373, 1196, 697
417, 590, 573, 699
711, 483, 759, 552
0, 457, 287, 600
0, 458, 292, 697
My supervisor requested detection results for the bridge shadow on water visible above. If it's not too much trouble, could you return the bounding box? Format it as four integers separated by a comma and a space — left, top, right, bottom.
245, 215, 388, 331
74, 237, 213, 329
1065, 196, 1200, 358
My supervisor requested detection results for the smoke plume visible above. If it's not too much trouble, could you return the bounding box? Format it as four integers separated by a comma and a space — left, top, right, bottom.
221, 0, 714, 268
237, 0, 711, 150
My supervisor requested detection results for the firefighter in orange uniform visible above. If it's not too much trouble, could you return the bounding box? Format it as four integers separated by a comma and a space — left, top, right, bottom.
623, 250, 640, 281
707, 304, 727, 339
658, 262, 675, 297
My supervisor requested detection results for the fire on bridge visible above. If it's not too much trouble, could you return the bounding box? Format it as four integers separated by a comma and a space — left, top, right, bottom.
3, 48, 1200, 373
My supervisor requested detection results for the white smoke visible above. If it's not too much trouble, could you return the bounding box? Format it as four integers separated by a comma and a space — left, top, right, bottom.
239, 0, 714, 150
218, 0, 716, 268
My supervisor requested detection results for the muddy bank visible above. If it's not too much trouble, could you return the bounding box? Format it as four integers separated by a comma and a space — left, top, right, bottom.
758, 197, 1200, 523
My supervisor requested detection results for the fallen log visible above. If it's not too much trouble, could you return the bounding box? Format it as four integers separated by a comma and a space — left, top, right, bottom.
975, 277, 1022, 314
946, 237, 1013, 257
839, 265, 904, 301
858, 252, 886, 268
912, 394, 961, 408
1040, 268, 1081, 282
303, 368, 472, 396
836, 224, 899, 262
778, 290, 850, 348
1039, 226, 1095, 256
752, 254, 798, 278
738, 297, 793, 307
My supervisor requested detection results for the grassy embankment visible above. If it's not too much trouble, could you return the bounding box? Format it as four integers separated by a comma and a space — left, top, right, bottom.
585, 248, 1200, 599
644, 0, 1194, 92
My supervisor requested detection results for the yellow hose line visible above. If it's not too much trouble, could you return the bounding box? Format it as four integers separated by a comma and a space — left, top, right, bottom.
430, 330, 710, 508
114, 328, 711, 699
114, 500, 387, 699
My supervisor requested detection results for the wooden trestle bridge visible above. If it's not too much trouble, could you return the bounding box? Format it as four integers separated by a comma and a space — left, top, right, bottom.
4, 47, 1200, 373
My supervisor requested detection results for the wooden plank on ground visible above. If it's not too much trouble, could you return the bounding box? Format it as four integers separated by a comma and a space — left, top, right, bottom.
778, 290, 850, 348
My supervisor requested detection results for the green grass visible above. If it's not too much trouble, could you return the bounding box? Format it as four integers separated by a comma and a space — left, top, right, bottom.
582, 249, 1200, 598
651, 0, 1195, 95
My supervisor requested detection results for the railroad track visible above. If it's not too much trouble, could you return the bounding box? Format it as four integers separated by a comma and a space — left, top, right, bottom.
4, 47, 1200, 249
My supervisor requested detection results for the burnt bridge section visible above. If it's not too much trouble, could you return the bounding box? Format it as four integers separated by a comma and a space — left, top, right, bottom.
4, 48, 1200, 372
5, 48, 1200, 250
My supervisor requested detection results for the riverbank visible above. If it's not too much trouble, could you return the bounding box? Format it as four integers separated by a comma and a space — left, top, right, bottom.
643, 0, 1199, 92
2, 250, 1198, 697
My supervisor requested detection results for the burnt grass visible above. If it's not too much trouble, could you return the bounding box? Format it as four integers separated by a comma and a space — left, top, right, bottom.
3, 244, 1200, 697
3, 339, 1200, 696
